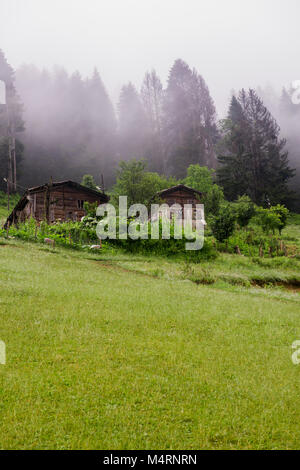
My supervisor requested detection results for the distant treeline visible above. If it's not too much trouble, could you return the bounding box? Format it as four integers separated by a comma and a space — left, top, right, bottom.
12, 59, 217, 190
0, 51, 299, 210
257, 84, 300, 195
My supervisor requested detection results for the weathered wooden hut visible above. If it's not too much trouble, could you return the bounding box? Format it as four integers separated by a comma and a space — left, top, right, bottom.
151, 184, 206, 226
155, 184, 203, 208
5, 180, 109, 227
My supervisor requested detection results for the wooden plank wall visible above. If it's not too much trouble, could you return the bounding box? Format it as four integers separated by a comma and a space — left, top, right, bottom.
16, 185, 106, 223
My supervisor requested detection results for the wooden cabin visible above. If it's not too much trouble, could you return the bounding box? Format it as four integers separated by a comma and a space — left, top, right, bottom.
153, 184, 206, 225
5, 180, 109, 227
155, 184, 203, 208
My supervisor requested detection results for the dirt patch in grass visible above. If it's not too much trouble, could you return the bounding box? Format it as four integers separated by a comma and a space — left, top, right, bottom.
188, 277, 215, 285
251, 278, 300, 291
280, 284, 300, 293
92, 259, 156, 279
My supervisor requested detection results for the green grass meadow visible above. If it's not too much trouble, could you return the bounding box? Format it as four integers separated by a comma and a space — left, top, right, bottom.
0, 237, 300, 449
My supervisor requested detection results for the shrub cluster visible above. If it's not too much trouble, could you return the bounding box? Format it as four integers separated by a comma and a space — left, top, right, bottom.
1, 217, 218, 261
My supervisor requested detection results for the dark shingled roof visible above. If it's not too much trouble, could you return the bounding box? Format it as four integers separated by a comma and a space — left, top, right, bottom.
155, 184, 203, 198
27, 180, 109, 200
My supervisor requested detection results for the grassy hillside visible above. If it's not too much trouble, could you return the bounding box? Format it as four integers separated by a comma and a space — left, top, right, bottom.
0, 239, 300, 449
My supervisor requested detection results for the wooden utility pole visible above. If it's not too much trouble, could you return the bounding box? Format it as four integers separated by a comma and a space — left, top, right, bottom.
5, 80, 16, 192
12, 135, 16, 192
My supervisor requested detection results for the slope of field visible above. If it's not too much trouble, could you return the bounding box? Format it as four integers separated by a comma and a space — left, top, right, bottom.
0, 240, 300, 449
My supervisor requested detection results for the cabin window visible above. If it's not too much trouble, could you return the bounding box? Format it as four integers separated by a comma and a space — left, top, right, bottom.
77, 200, 84, 209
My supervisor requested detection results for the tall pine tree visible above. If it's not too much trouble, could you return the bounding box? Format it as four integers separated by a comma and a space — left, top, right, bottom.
163, 59, 218, 177
85, 68, 117, 184
141, 69, 165, 172
118, 82, 147, 160
217, 89, 294, 206
0, 49, 24, 191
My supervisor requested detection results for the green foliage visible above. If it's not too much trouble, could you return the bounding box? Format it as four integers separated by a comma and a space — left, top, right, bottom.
210, 204, 236, 242
270, 204, 289, 234
83, 201, 98, 218
111, 159, 178, 207
81, 174, 98, 190
233, 195, 256, 228
1, 193, 296, 263
1, 215, 217, 261
1, 218, 99, 248
255, 207, 282, 234
111, 235, 217, 261
184, 165, 215, 193
95, 215, 217, 261
183, 164, 224, 215
204, 184, 224, 215
164, 59, 218, 177
224, 231, 284, 257
217, 90, 295, 206
111, 159, 147, 207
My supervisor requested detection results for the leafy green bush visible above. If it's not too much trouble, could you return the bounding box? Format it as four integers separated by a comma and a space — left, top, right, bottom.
81, 174, 98, 190
1, 218, 99, 249
102, 218, 218, 261
270, 205, 289, 234
225, 230, 285, 257
1, 216, 218, 262
83, 201, 98, 218
255, 207, 281, 234
210, 204, 236, 242
233, 195, 255, 228
183, 164, 224, 215
204, 184, 224, 215
184, 165, 215, 192
110, 160, 178, 208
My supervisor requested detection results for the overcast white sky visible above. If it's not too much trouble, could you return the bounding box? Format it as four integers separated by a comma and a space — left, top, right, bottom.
1, 0, 300, 115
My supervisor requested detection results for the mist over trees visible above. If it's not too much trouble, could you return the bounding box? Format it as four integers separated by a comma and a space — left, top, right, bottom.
9, 57, 219, 189
141, 70, 164, 173
0, 49, 24, 192
15, 64, 117, 189
164, 59, 218, 177
0, 48, 299, 210
217, 89, 294, 206
118, 82, 147, 162
257, 84, 300, 208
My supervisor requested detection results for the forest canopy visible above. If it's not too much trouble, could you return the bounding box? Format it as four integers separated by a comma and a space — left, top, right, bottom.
0, 49, 298, 210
